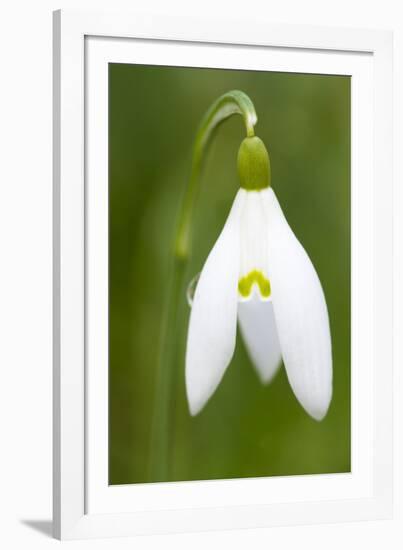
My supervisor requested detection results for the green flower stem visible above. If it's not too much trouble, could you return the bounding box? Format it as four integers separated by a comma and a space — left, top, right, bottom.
175, 90, 257, 260
149, 91, 257, 481
149, 256, 186, 481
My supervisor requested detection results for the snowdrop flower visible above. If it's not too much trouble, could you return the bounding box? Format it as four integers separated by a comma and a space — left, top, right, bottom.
185, 136, 332, 420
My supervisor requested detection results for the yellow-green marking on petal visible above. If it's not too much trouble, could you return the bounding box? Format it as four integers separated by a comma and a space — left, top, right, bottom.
238, 270, 271, 298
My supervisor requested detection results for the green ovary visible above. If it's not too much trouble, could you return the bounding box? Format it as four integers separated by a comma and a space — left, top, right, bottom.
238, 270, 271, 298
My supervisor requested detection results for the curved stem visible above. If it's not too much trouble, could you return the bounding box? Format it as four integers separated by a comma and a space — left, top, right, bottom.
174, 90, 257, 260
149, 90, 257, 482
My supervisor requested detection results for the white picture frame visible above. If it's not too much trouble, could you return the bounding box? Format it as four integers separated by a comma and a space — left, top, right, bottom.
53, 9, 393, 540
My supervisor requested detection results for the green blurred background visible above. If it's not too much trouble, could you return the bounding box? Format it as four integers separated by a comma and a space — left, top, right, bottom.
109, 64, 350, 485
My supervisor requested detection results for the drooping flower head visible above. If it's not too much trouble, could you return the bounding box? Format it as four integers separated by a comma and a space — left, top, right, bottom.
185, 134, 332, 420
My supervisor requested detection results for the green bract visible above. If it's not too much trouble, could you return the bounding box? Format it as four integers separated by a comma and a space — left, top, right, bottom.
237, 136, 271, 191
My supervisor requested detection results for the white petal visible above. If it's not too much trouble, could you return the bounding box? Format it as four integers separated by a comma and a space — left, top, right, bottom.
239, 191, 269, 282
238, 294, 282, 383
263, 188, 332, 420
185, 189, 246, 415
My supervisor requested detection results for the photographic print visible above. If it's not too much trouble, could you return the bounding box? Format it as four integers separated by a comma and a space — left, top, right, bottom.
108, 64, 351, 485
